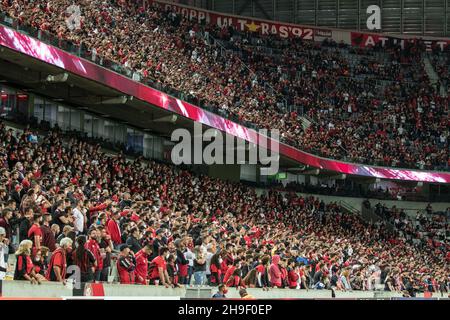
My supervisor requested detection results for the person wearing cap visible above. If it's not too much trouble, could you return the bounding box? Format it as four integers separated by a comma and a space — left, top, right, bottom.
116, 244, 136, 284
0, 227, 9, 280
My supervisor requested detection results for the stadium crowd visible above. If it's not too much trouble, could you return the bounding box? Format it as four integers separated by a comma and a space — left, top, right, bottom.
373, 203, 449, 248
0, 122, 448, 296
1, 0, 449, 170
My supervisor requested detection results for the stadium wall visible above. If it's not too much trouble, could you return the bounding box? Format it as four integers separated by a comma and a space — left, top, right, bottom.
0, 281, 447, 300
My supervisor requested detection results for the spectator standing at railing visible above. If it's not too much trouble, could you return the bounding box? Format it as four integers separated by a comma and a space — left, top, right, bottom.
46, 237, 73, 283
175, 238, 189, 285
14, 239, 41, 284
86, 228, 102, 281
149, 246, 171, 287
98, 225, 113, 282
135, 243, 153, 285
116, 244, 136, 284
269, 254, 282, 288
72, 235, 96, 283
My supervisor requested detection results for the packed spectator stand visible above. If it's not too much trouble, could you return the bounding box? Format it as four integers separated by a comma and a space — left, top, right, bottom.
0, 0, 449, 297
0, 121, 448, 295
1, 0, 449, 171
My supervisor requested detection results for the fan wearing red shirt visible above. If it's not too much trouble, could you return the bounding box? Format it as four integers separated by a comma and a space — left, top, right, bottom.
279, 260, 289, 288
28, 214, 43, 250
116, 244, 136, 284
287, 259, 300, 289
13, 240, 40, 284
107, 211, 122, 247
269, 255, 282, 288
46, 238, 72, 283
135, 244, 153, 285
85, 228, 102, 281
149, 247, 171, 287
255, 255, 271, 289
209, 253, 223, 285
223, 259, 241, 285
225, 268, 246, 288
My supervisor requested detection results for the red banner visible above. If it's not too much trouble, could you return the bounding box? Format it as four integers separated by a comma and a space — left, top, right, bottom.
150, 0, 331, 40
351, 32, 450, 52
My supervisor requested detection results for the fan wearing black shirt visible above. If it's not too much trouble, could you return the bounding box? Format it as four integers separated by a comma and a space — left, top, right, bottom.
151, 229, 166, 260
98, 226, 113, 282
19, 207, 34, 242
126, 227, 142, 254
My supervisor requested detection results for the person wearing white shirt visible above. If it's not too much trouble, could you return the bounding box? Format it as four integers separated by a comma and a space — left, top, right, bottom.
72, 200, 84, 235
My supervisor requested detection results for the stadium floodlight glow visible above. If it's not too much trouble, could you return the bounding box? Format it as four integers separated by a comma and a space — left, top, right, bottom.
302, 168, 320, 175
329, 173, 347, 180
97, 96, 128, 104
153, 114, 177, 124
46, 73, 69, 83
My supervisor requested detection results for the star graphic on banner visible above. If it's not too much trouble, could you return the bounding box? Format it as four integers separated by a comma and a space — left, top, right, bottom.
246, 21, 260, 32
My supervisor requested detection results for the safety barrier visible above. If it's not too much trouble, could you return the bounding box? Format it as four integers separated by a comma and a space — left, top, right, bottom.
0, 281, 448, 299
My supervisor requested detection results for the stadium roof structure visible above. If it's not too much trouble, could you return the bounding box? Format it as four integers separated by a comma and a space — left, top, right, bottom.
0, 21, 449, 185
193, 0, 450, 37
